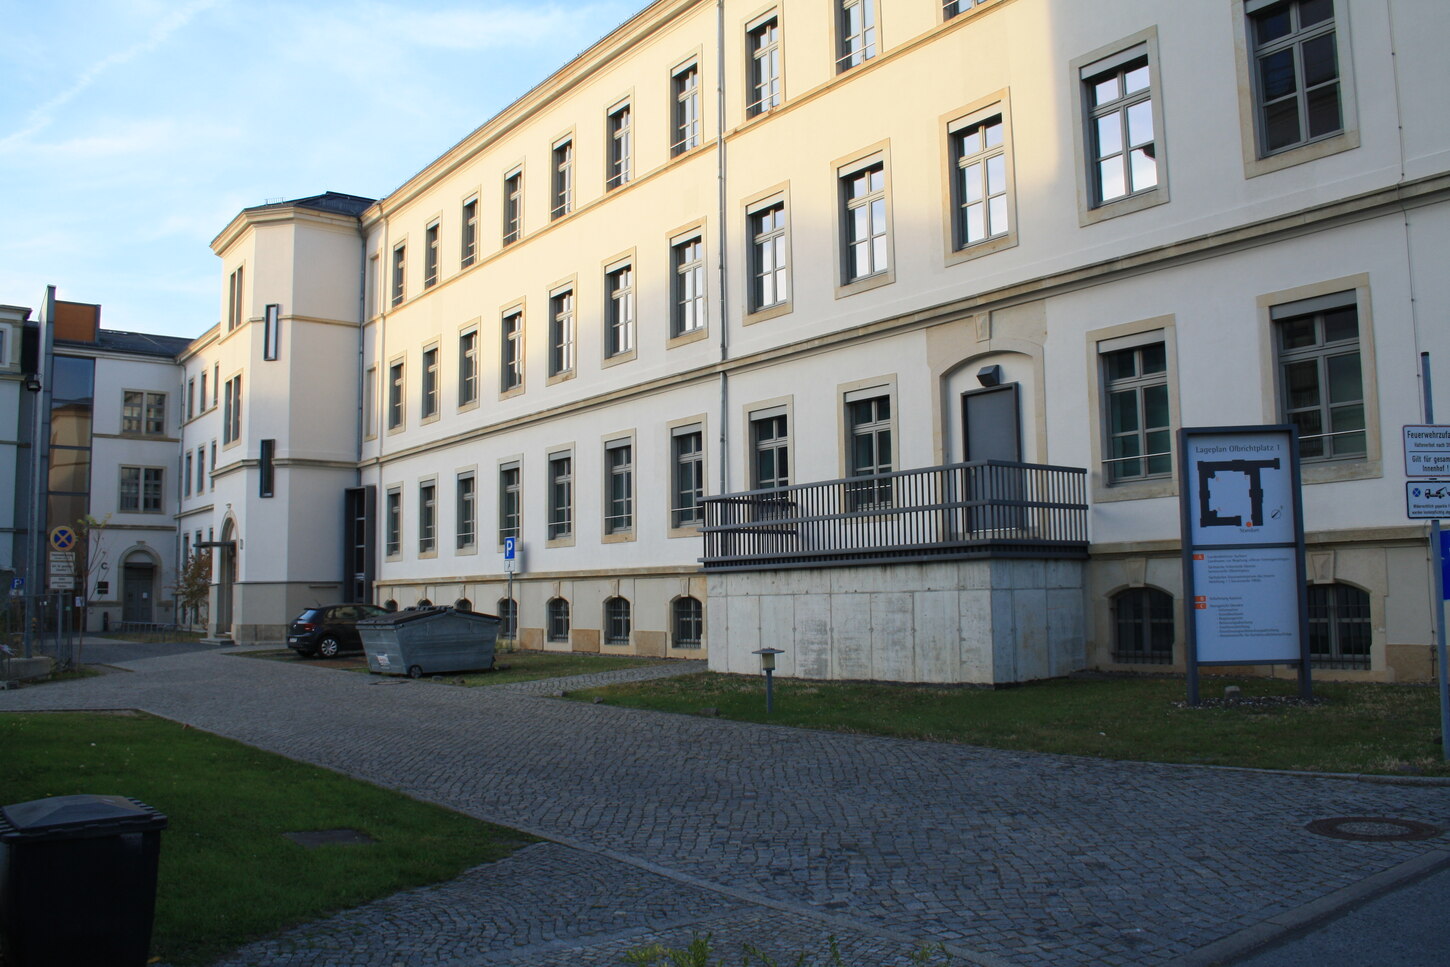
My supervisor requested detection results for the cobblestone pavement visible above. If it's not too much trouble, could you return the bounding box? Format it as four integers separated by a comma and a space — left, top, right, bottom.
3, 648, 1448, 966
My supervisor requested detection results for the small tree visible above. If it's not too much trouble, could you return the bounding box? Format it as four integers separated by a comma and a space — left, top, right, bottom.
173, 551, 212, 631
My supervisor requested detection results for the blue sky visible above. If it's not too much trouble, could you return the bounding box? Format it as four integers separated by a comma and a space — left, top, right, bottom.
0, 0, 642, 338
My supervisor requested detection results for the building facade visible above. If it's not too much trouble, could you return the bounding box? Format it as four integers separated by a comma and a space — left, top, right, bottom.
179, 0, 1450, 683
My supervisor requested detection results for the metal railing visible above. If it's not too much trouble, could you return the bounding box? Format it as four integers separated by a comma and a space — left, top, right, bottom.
702, 460, 1088, 571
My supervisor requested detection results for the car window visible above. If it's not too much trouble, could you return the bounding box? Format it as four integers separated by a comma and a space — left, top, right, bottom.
297, 609, 323, 622
335, 606, 357, 620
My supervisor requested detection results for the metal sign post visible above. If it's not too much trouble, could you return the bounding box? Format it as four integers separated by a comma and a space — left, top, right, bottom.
1411, 353, 1449, 761
502, 538, 521, 643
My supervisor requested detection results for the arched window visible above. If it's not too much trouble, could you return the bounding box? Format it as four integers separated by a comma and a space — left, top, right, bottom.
1307, 583, 1371, 669
417, 598, 432, 608
497, 598, 518, 639
1112, 587, 1173, 664
384, 599, 398, 612
604, 597, 631, 646
547, 598, 571, 643
454, 598, 472, 612
672, 596, 703, 649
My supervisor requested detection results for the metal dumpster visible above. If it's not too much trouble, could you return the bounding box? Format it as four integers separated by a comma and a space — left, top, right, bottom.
358, 607, 499, 678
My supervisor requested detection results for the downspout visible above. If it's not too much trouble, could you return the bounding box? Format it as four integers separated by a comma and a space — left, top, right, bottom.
356, 216, 371, 472
715, 0, 730, 497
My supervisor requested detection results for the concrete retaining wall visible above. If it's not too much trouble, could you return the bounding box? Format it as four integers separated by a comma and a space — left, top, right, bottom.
707, 559, 1086, 685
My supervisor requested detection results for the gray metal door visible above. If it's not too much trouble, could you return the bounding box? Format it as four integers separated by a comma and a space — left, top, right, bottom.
962, 385, 1023, 532
963, 384, 1021, 462
122, 564, 154, 622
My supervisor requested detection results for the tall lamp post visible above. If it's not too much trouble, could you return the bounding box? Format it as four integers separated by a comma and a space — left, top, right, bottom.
753, 647, 784, 714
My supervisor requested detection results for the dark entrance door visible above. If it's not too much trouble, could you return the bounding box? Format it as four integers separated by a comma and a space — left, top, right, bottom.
122, 563, 154, 622
961, 384, 1023, 533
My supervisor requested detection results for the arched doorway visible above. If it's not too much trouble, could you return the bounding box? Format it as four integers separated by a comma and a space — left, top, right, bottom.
121, 550, 158, 624
216, 519, 237, 633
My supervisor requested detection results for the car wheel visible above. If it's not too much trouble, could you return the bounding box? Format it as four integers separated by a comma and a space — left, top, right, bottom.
318, 636, 342, 659
408, 665, 423, 679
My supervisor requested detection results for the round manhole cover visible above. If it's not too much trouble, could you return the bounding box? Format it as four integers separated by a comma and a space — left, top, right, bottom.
1305, 816, 1444, 842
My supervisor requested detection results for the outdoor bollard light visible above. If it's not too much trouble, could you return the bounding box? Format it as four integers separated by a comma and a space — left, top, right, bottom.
753, 647, 784, 714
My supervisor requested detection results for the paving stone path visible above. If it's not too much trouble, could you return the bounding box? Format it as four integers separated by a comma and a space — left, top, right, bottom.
2, 646, 1448, 966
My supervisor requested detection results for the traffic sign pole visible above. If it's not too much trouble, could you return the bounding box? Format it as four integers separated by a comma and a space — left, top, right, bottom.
1419, 353, 1449, 762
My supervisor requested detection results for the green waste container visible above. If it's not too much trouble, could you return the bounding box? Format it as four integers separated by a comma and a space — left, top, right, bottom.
359, 606, 499, 678
0, 794, 168, 967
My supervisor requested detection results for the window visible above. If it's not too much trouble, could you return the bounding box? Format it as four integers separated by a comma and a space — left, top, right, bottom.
751, 412, 789, 489
418, 481, 437, 554
263, 304, 281, 360
671, 235, 706, 337
672, 597, 703, 649
747, 15, 782, 117
208, 441, 216, 483
227, 266, 244, 331
605, 440, 633, 534
387, 361, 404, 429
847, 395, 892, 508
547, 598, 571, 643
196, 446, 206, 493
672, 427, 704, 528
841, 161, 888, 283
458, 329, 478, 406
605, 263, 634, 358
1249, 0, 1341, 156
456, 472, 476, 550
748, 200, 789, 312
122, 391, 166, 435
201, 368, 209, 409
461, 197, 478, 268
551, 139, 573, 219
836, 0, 877, 72
498, 463, 521, 544
421, 346, 439, 418
364, 366, 377, 437
944, 0, 988, 18
604, 596, 631, 646
1112, 588, 1174, 664
1082, 47, 1158, 207
1307, 582, 1370, 669
424, 222, 440, 288
503, 169, 522, 245
186, 378, 195, 420
951, 112, 1010, 249
607, 103, 632, 190
385, 488, 401, 557
548, 452, 573, 541
549, 288, 575, 377
391, 244, 406, 307
501, 311, 523, 392
259, 439, 275, 498
672, 63, 701, 155
119, 467, 163, 513
498, 598, 518, 640
183, 452, 193, 497
1274, 295, 1364, 461
222, 375, 242, 444
1102, 343, 1171, 482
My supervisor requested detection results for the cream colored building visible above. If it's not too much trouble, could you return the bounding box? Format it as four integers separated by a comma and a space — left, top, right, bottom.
179, 0, 1450, 684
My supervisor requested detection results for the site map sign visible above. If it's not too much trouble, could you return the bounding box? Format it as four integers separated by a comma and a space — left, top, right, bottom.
1179, 427, 1308, 672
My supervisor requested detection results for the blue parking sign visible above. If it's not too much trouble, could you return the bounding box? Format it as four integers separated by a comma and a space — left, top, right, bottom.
504, 537, 517, 560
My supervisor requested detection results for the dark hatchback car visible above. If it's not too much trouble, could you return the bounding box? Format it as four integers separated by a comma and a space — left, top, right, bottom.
288, 604, 390, 658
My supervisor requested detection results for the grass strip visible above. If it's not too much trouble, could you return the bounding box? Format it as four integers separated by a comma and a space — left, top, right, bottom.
575, 673, 1450, 777
236, 646, 671, 686
0, 711, 534, 966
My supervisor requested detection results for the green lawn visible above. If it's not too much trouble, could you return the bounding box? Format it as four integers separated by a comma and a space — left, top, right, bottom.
0, 712, 534, 966
573, 672, 1450, 777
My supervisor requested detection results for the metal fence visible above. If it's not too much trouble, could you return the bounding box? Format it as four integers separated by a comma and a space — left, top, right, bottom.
701, 460, 1088, 571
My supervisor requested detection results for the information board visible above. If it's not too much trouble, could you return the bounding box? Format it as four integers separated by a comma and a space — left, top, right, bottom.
1404, 424, 1450, 477
1179, 426, 1308, 680
1406, 481, 1450, 520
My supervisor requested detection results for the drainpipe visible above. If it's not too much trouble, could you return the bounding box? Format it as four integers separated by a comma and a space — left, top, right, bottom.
715, 0, 730, 496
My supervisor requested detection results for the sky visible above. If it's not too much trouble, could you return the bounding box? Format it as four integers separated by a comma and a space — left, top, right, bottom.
0, 0, 643, 339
